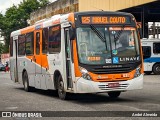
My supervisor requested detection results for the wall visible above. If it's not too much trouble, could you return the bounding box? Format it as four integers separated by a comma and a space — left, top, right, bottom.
30, 0, 156, 25
30, 0, 78, 25
79, 0, 156, 11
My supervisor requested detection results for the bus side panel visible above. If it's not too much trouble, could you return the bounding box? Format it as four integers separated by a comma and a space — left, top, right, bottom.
19, 57, 36, 87
40, 55, 49, 90
9, 58, 14, 81
45, 54, 56, 90
144, 62, 155, 72
17, 57, 24, 84
46, 54, 66, 90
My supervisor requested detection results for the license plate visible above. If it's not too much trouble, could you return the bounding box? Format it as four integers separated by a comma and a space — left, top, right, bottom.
108, 83, 120, 88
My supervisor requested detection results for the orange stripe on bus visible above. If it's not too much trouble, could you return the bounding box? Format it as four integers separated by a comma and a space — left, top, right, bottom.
89, 70, 136, 82
73, 40, 81, 77
68, 13, 75, 27
41, 55, 49, 69
21, 26, 35, 34
26, 55, 49, 70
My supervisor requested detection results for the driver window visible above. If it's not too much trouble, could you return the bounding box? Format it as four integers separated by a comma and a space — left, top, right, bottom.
77, 30, 89, 62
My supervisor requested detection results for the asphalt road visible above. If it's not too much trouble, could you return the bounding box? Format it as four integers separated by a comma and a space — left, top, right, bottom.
0, 72, 159, 120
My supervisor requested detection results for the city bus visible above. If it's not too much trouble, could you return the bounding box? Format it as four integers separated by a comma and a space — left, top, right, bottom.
10, 11, 143, 100
141, 38, 160, 75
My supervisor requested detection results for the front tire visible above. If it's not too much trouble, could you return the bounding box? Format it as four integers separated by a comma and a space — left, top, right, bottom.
153, 64, 160, 75
23, 71, 33, 92
108, 91, 121, 99
58, 76, 67, 100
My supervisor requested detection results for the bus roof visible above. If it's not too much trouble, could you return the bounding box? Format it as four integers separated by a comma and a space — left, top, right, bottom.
141, 38, 160, 42
10, 13, 70, 37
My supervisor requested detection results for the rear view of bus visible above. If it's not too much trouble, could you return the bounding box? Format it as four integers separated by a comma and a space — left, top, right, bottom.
72, 11, 143, 98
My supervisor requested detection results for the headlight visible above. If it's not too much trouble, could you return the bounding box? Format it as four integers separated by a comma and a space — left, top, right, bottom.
79, 67, 92, 80
134, 67, 141, 78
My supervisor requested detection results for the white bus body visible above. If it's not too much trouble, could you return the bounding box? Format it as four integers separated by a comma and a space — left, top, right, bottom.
10, 11, 143, 100
141, 39, 160, 75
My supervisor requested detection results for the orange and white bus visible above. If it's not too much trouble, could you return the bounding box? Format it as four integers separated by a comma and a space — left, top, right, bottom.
10, 11, 143, 99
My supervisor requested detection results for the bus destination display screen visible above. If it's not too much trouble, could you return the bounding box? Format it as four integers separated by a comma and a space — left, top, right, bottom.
80, 16, 131, 24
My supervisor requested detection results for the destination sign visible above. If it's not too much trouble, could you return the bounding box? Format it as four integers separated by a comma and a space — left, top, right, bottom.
81, 16, 131, 24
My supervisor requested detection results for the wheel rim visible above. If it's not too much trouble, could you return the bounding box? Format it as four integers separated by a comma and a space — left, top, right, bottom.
58, 78, 66, 99
23, 73, 28, 91
59, 81, 64, 95
156, 66, 160, 72
24, 79, 27, 90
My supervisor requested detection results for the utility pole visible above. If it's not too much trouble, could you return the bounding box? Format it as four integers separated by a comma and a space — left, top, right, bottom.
153, 22, 156, 38
157, 24, 159, 39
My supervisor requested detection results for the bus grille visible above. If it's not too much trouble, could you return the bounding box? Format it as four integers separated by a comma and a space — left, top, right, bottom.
98, 83, 129, 90
91, 67, 132, 74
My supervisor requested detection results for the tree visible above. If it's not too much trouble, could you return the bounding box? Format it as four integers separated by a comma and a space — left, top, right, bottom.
0, 43, 5, 54
0, 0, 49, 53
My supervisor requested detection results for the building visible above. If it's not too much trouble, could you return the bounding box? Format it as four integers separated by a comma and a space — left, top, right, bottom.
30, 0, 160, 38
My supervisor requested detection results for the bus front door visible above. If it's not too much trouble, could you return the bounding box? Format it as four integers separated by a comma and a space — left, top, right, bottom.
65, 28, 73, 89
13, 36, 18, 83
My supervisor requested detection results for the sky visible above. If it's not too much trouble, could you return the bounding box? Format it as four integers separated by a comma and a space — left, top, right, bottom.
0, 0, 56, 15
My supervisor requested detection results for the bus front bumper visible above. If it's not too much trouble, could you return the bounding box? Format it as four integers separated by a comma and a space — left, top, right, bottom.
75, 74, 143, 93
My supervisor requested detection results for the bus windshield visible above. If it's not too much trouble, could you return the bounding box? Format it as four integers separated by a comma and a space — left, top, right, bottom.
76, 26, 140, 65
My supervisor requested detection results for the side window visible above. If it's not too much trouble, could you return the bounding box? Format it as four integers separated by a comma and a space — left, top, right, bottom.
142, 46, 151, 59
36, 32, 40, 55
18, 35, 26, 56
10, 37, 13, 57
26, 32, 34, 55
153, 43, 160, 54
48, 25, 61, 53
42, 28, 48, 54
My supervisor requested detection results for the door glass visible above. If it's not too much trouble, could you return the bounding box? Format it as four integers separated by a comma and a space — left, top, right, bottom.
36, 32, 40, 55
65, 30, 72, 88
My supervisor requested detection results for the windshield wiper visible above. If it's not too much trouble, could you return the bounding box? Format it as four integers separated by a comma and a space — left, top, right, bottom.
113, 25, 125, 49
114, 25, 125, 41
90, 25, 108, 52
90, 25, 106, 42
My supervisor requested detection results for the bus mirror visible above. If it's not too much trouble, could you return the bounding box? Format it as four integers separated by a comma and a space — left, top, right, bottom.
69, 27, 75, 40
137, 22, 142, 39
138, 28, 142, 39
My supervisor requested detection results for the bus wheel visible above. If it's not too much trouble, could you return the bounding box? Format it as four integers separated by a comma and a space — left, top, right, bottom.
144, 71, 152, 75
153, 64, 160, 75
23, 71, 32, 92
108, 91, 121, 99
58, 76, 67, 100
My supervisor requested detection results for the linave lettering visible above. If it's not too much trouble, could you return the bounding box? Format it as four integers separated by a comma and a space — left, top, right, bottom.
120, 57, 139, 62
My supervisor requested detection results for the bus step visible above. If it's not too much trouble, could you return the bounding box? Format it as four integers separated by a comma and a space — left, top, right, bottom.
67, 88, 73, 91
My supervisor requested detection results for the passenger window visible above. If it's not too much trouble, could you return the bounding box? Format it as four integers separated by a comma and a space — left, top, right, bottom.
36, 32, 40, 55
142, 46, 151, 59
18, 34, 26, 56
26, 32, 34, 55
153, 43, 160, 54
10, 37, 13, 57
48, 25, 61, 53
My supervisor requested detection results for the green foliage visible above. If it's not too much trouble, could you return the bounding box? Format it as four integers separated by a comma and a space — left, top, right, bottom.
0, 43, 4, 54
0, 0, 49, 53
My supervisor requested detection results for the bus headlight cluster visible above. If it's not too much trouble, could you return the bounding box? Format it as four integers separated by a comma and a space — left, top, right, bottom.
79, 67, 92, 80
134, 67, 141, 78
